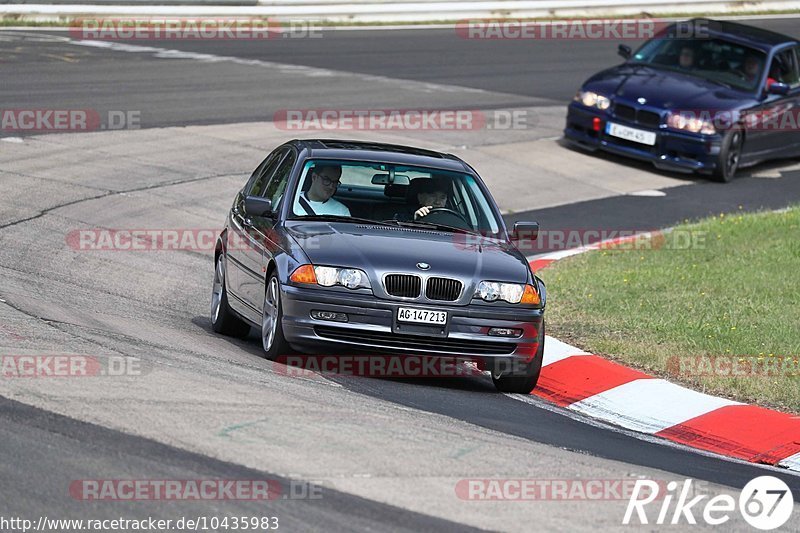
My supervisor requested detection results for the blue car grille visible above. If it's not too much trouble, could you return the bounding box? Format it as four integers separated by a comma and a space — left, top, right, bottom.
614, 104, 662, 129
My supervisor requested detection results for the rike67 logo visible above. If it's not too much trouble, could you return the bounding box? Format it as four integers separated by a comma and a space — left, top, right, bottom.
624, 476, 794, 529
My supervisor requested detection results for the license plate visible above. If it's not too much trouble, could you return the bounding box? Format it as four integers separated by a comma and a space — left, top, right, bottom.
606, 122, 657, 146
397, 307, 447, 325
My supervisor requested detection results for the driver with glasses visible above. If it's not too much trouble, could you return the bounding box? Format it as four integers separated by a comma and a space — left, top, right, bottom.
297, 164, 351, 216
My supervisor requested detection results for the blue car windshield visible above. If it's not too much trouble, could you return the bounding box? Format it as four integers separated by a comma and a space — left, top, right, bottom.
289, 159, 503, 237
631, 37, 768, 92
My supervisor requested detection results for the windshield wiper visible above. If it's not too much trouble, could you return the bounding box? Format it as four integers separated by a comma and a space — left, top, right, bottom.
381, 219, 481, 236
293, 215, 393, 226
705, 78, 735, 90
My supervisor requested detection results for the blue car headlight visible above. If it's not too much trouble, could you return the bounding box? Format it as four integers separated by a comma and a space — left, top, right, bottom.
667, 112, 716, 135
575, 90, 611, 111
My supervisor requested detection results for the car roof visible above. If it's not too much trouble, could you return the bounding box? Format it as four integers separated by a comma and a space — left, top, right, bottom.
287, 139, 470, 173
679, 18, 798, 51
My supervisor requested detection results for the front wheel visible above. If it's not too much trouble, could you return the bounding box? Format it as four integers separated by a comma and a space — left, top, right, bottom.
712, 128, 744, 183
211, 254, 251, 337
261, 274, 290, 360
492, 321, 545, 394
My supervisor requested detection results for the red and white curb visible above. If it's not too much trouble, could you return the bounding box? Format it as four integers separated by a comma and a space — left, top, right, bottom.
529, 234, 800, 472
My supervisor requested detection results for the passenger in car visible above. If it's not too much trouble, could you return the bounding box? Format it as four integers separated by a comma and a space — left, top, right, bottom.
297, 164, 351, 216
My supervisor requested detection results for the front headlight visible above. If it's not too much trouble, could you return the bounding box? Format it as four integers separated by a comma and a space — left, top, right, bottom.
575, 90, 611, 110
290, 264, 370, 289
667, 113, 716, 135
475, 281, 540, 305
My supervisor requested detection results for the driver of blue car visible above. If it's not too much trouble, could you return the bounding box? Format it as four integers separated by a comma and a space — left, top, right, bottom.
413, 177, 449, 220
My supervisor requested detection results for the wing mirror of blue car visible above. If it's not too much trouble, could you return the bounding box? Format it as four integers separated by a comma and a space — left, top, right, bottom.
244, 195, 273, 217
767, 82, 791, 96
618, 44, 632, 60
511, 221, 539, 250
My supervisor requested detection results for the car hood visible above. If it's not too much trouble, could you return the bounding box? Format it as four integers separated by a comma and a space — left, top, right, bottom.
285, 221, 531, 296
583, 64, 758, 111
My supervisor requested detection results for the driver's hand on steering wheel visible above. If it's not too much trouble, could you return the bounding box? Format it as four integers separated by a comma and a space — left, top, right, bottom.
414, 205, 433, 220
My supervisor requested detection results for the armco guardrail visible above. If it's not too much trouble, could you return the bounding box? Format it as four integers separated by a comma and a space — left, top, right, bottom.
2, 0, 799, 22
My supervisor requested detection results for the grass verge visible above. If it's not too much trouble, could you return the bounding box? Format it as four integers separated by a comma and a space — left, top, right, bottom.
539, 206, 800, 413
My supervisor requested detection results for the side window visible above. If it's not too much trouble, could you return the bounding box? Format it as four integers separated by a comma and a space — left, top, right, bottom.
793, 46, 800, 87
769, 48, 800, 87
262, 150, 297, 210
245, 149, 285, 197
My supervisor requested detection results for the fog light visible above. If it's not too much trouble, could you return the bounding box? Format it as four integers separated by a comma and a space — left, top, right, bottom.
488, 327, 522, 337
311, 310, 348, 322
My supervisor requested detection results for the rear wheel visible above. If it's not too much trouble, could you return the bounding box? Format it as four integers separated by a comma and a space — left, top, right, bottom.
211, 254, 251, 337
712, 128, 743, 183
261, 274, 290, 360
492, 321, 545, 394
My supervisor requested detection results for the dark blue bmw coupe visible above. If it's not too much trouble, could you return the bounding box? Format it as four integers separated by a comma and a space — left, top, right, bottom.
565, 18, 800, 181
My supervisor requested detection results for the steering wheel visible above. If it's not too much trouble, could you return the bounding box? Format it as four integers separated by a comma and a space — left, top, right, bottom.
420, 207, 471, 229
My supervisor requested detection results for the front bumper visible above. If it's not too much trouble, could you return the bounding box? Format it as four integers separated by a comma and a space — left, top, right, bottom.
280, 284, 543, 362
564, 103, 722, 174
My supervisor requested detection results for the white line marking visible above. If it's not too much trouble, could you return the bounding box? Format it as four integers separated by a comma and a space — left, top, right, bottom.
506, 393, 800, 475
542, 335, 590, 367
627, 189, 666, 197
778, 452, 800, 471
568, 378, 742, 434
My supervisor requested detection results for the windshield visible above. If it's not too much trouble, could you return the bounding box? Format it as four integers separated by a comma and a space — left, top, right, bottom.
631, 37, 767, 92
289, 159, 503, 236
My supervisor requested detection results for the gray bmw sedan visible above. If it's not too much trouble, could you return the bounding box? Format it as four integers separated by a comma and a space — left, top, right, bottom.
211, 139, 545, 393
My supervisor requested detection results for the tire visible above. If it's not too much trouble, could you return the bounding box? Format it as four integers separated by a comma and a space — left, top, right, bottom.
712, 128, 744, 183
492, 321, 545, 394
211, 253, 251, 337
261, 273, 291, 360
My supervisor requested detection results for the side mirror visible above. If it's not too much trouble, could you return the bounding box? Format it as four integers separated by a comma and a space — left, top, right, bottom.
244, 195, 273, 217
511, 221, 539, 249
767, 82, 790, 96
618, 44, 632, 60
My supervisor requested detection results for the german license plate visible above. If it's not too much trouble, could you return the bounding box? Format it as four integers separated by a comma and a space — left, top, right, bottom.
606, 122, 657, 146
397, 308, 447, 325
